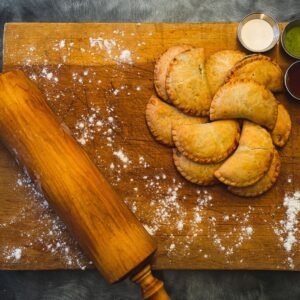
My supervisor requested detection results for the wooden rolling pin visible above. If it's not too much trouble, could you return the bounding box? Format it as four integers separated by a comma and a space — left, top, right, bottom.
0, 70, 170, 300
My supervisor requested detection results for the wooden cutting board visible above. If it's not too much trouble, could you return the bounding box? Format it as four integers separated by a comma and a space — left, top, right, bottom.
1, 22, 299, 271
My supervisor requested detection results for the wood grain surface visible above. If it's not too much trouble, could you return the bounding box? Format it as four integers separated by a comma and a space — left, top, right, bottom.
1, 22, 299, 271
0, 70, 158, 284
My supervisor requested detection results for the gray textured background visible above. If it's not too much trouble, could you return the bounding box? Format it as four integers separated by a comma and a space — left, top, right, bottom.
1, 0, 300, 299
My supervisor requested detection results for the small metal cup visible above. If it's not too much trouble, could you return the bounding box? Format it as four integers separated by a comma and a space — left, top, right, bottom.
281, 19, 300, 59
237, 13, 280, 52
284, 61, 300, 101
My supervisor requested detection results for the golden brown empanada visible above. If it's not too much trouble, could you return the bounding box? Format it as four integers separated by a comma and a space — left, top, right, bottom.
173, 149, 221, 185
215, 121, 274, 187
146, 95, 207, 146
154, 45, 192, 101
172, 120, 240, 163
226, 55, 283, 92
210, 79, 278, 130
205, 50, 246, 96
228, 150, 280, 197
271, 103, 292, 147
166, 48, 212, 116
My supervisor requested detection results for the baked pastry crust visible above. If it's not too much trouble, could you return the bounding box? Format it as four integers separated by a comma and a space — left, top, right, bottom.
146, 95, 207, 146
205, 50, 246, 96
154, 45, 192, 101
271, 103, 292, 147
228, 150, 280, 197
166, 48, 212, 116
210, 79, 278, 130
225, 55, 283, 92
172, 120, 240, 163
215, 121, 274, 187
173, 149, 221, 185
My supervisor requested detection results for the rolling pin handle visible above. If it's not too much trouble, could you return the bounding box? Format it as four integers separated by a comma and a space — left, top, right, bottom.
131, 265, 170, 300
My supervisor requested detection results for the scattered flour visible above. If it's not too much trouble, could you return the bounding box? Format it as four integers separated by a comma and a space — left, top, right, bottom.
169, 243, 176, 251
119, 50, 133, 64
138, 156, 150, 168
208, 206, 255, 258
89, 36, 135, 64
245, 226, 253, 235
6, 248, 22, 260
194, 212, 202, 224
176, 220, 184, 231
143, 224, 158, 236
274, 191, 300, 253
113, 89, 120, 95
89, 37, 103, 48
74, 107, 101, 145
223, 215, 229, 221
59, 40, 65, 49
6, 34, 298, 271
271, 191, 300, 269
73, 105, 117, 147
113, 149, 130, 165
0, 172, 90, 269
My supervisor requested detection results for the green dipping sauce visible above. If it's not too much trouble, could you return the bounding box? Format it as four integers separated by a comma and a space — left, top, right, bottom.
284, 26, 300, 57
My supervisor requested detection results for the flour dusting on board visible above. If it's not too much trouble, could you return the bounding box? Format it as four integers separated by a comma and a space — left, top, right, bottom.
272, 190, 300, 268
0, 172, 91, 269
4, 248, 22, 261
89, 35, 136, 64
2, 29, 299, 271
73, 105, 118, 147
119, 50, 133, 64
283, 192, 300, 252
113, 149, 131, 167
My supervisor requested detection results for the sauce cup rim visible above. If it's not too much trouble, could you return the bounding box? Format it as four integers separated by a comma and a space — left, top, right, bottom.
281, 19, 300, 59
237, 12, 280, 53
284, 60, 300, 101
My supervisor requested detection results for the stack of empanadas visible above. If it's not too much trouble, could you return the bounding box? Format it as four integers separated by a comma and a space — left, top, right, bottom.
146, 46, 291, 197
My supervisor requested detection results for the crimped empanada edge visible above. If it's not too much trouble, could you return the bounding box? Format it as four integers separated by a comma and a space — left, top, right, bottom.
145, 97, 174, 146
214, 149, 274, 187
209, 79, 278, 130
154, 45, 192, 101
271, 104, 292, 147
173, 150, 217, 186
228, 150, 281, 196
172, 123, 240, 163
165, 48, 211, 117
224, 55, 283, 92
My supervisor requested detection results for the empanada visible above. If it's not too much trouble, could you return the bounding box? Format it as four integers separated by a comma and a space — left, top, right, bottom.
226, 55, 283, 92
215, 121, 274, 187
228, 150, 280, 197
146, 95, 207, 146
172, 120, 240, 163
210, 79, 278, 130
154, 45, 192, 101
173, 150, 221, 186
205, 50, 246, 96
271, 103, 292, 147
166, 48, 212, 116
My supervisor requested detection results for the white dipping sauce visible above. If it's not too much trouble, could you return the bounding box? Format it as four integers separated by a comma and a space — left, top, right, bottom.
241, 19, 274, 51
